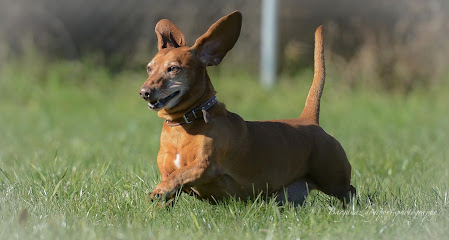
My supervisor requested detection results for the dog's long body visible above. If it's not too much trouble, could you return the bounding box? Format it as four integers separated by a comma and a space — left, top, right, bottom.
139, 11, 355, 205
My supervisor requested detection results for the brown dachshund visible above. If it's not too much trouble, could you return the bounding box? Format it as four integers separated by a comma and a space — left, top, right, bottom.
139, 11, 355, 205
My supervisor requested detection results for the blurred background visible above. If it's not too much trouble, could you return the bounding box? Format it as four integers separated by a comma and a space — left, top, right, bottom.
1, 0, 448, 92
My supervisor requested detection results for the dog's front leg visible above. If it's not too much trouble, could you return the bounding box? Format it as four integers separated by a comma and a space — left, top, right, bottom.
149, 159, 209, 201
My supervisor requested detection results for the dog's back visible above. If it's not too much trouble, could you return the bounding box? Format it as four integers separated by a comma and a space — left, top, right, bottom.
211, 26, 353, 202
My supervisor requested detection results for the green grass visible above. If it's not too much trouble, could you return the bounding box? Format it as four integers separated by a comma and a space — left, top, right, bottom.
1, 58, 448, 239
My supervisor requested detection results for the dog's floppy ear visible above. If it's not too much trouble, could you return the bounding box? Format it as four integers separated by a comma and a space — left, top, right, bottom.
155, 19, 186, 51
191, 11, 242, 66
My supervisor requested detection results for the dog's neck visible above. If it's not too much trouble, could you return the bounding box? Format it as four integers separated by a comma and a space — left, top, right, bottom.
157, 72, 217, 122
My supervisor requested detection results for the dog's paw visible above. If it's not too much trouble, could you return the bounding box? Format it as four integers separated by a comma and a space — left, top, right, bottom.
149, 182, 177, 201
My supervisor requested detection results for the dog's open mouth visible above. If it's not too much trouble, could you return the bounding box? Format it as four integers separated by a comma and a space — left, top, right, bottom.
148, 91, 180, 110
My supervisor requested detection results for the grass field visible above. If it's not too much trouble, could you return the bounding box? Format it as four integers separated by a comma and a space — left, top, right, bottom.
1, 58, 448, 239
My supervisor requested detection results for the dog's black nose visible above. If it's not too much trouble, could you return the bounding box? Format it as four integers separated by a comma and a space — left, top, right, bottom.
139, 88, 154, 101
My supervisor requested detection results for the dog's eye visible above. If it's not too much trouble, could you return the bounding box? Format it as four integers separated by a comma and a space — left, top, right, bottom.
147, 66, 152, 74
167, 66, 180, 73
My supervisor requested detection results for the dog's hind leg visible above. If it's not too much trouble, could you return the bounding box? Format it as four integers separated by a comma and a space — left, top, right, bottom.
275, 179, 317, 206
336, 184, 356, 208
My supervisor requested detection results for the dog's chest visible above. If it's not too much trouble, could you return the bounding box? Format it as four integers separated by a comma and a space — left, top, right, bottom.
160, 148, 196, 175
159, 129, 214, 176
173, 153, 181, 169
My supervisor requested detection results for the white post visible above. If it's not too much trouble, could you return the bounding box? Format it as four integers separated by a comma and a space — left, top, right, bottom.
260, 0, 279, 89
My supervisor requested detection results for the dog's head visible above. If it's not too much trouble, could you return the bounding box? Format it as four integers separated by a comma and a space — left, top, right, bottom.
139, 11, 242, 113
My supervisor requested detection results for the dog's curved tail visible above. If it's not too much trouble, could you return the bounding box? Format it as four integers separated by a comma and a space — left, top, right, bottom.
299, 26, 325, 125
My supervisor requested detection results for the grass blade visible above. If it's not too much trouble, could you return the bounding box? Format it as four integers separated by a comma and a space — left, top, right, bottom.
51, 168, 68, 198
30, 163, 46, 182
190, 210, 201, 230
0, 167, 13, 183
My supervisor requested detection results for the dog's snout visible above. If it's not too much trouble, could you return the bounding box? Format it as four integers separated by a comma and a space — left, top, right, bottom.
139, 87, 154, 101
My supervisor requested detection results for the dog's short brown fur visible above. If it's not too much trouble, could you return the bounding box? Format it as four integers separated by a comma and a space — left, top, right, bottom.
139, 11, 355, 205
